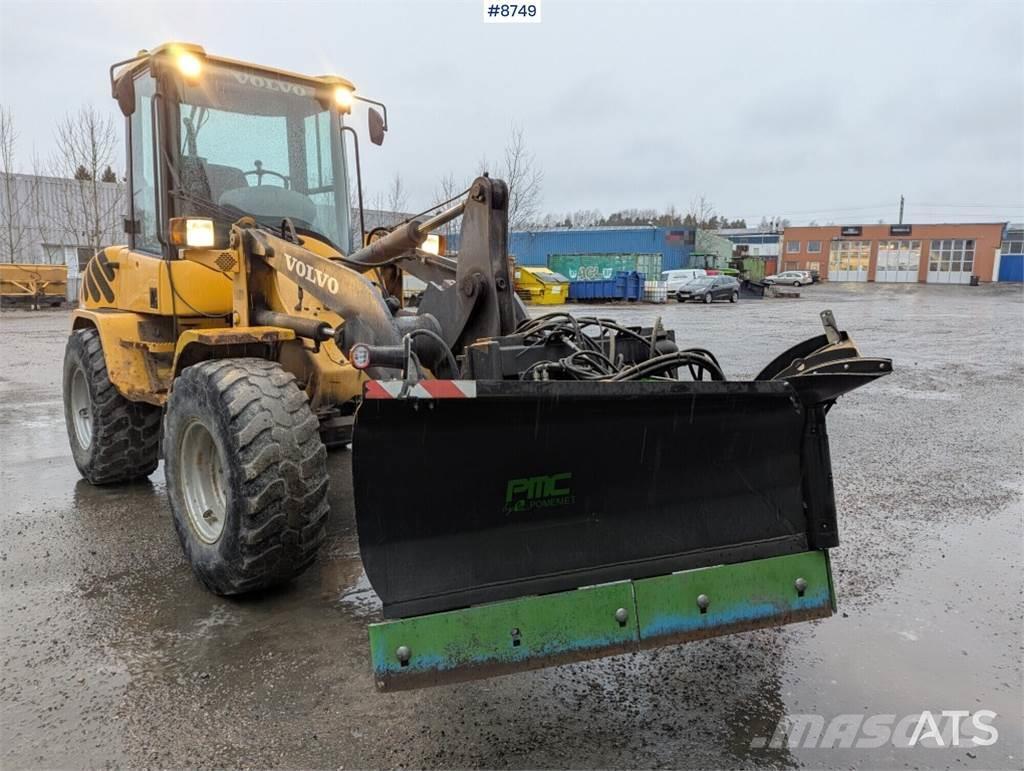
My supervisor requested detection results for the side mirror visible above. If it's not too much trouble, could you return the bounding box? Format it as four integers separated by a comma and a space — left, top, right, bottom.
113, 75, 136, 117
368, 107, 386, 146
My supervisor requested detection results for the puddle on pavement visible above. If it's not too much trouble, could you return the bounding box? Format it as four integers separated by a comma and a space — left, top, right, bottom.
320, 546, 382, 618
742, 499, 1023, 769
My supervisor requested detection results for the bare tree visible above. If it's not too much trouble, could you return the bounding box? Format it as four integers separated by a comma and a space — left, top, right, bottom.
686, 194, 716, 229
51, 105, 123, 254
479, 124, 543, 230
385, 172, 408, 223
0, 106, 38, 263
1, 106, 24, 261
432, 171, 467, 242
569, 209, 603, 228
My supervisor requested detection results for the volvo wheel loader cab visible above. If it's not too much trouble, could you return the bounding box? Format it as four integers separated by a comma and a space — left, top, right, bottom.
66, 43, 362, 592
65, 43, 892, 691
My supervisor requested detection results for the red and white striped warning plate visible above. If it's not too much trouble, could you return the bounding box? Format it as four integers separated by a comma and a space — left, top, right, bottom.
364, 380, 478, 399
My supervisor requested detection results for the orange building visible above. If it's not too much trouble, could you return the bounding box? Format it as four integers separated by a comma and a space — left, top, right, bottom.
779, 223, 1006, 284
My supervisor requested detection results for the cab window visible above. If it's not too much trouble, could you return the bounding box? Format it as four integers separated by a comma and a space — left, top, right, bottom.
129, 74, 161, 254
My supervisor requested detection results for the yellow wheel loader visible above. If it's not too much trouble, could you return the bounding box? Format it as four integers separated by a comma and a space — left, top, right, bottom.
64, 43, 892, 690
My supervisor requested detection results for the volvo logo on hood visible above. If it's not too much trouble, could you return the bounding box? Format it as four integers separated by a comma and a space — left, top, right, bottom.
285, 252, 340, 295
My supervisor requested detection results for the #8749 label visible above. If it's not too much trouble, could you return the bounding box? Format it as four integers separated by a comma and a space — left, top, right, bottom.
483, 2, 541, 23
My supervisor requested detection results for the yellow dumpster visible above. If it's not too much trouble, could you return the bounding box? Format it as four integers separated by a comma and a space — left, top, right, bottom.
514, 266, 570, 305
0, 264, 68, 307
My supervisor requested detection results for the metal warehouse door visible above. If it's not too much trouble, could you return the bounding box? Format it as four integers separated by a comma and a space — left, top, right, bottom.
926, 239, 975, 284
998, 254, 1023, 282
828, 240, 869, 282
875, 240, 921, 283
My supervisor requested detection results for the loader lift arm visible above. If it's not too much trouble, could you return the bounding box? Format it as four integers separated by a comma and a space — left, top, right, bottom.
238, 175, 526, 371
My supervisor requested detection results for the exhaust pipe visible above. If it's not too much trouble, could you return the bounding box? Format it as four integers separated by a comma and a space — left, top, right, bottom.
253, 309, 335, 341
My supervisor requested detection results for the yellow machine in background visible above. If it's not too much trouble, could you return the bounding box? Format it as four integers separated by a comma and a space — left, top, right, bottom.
0, 263, 67, 307
513, 266, 569, 305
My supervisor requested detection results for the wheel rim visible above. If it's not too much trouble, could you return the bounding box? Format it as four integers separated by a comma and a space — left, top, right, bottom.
178, 419, 227, 544
70, 367, 93, 448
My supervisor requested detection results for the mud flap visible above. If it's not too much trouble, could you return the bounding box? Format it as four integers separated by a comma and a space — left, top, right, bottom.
368, 549, 834, 691
354, 379, 835, 619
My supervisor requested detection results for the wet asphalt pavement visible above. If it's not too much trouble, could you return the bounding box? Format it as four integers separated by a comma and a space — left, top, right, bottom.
1, 283, 1021, 769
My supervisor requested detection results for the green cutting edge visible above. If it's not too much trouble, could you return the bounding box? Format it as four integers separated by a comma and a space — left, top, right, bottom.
368, 550, 835, 691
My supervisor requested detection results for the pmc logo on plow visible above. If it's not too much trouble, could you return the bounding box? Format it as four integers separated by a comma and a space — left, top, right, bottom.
505, 473, 574, 514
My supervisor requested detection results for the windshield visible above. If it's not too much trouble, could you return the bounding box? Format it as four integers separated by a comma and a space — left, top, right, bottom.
689, 277, 714, 286
173, 62, 350, 250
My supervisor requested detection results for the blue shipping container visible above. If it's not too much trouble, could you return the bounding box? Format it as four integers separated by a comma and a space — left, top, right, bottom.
507, 227, 695, 270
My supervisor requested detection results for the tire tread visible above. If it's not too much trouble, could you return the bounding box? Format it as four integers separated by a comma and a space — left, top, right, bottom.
65, 327, 160, 484
166, 358, 329, 594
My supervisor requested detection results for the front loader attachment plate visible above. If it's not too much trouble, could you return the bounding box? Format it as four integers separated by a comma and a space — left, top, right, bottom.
354, 379, 836, 619
368, 550, 833, 691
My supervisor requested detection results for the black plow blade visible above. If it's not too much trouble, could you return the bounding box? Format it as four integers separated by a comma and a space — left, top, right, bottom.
353, 314, 891, 620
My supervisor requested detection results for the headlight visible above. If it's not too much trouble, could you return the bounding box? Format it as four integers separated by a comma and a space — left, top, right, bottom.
419, 233, 444, 257
169, 217, 226, 249
185, 218, 215, 247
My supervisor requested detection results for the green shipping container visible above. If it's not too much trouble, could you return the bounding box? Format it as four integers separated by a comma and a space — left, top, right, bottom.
549, 253, 663, 282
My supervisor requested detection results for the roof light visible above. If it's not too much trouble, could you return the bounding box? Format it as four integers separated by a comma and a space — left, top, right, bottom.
176, 51, 203, 81
334, 85, 354, 112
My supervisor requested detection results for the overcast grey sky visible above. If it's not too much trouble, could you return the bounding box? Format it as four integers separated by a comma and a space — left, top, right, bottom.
1, 0, 1022, 225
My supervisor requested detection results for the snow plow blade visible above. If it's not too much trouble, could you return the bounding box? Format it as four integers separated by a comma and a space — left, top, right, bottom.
367, 549, 834, 691
353, 311, 891, 623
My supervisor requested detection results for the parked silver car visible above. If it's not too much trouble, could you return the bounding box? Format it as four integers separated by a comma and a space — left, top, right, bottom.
763, 270, 810, 287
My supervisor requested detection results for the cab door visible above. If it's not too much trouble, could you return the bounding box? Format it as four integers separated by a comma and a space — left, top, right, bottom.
127, 70, 163, 257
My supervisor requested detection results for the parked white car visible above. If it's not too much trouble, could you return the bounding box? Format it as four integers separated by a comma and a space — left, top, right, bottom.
763, 270, 810, 287
661, 269, 708, 293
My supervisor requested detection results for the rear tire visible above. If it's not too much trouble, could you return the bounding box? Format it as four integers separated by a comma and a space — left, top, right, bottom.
703, 293, 713, 304
793, 280, 802, 287
63, 327, 161, 484
163, 358, 329, 595
730, 291, 739, 303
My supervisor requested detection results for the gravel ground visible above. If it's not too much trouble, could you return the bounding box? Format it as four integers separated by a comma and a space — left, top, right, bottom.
1, 282, 1021, 769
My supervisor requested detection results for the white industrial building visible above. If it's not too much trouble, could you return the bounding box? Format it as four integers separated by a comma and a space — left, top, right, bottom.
0, 171, 407, 300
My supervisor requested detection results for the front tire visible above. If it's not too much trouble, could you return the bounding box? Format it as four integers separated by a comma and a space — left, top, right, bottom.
63, 327, 161, 484
730, 291, 739, 303
703, 293, 713, 304
163, 358, 329, 595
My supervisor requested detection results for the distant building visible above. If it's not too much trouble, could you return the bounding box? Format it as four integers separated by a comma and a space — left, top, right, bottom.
780, 222, 1007, 283
692, 230, 736, 269
999, 224, 1023, 282
717, 227, 783, 270
504, 226, 698, 271
0, 173, 124, 270
0, 172, 407, 265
